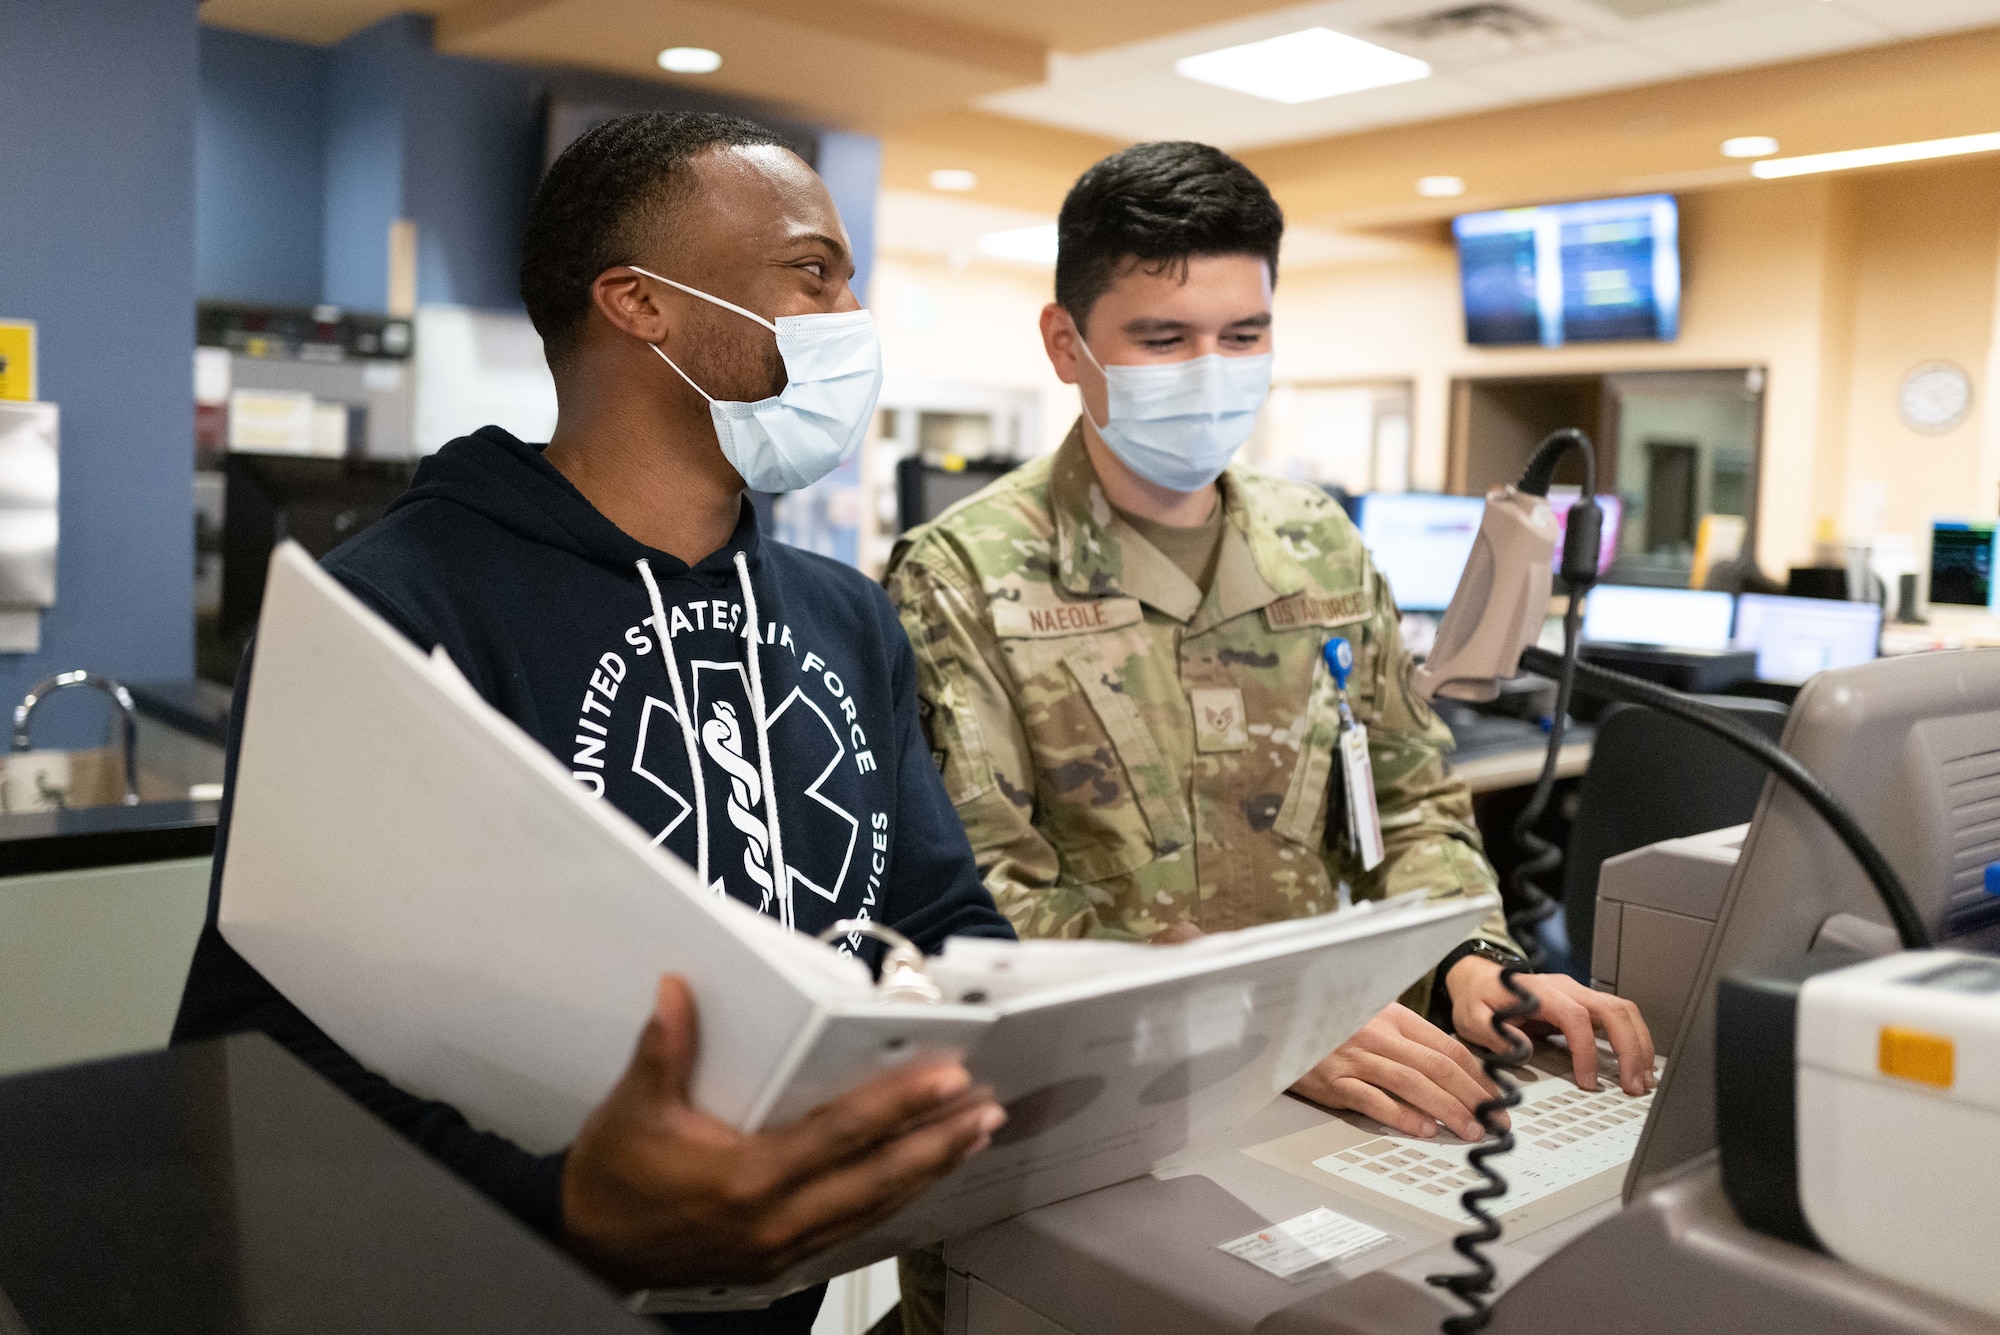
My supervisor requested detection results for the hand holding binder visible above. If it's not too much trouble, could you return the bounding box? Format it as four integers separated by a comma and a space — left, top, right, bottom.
220, 544, 1499, 1309
561, 975, 1003, 1291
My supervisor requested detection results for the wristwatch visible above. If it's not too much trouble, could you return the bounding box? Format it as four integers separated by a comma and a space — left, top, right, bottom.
1444, 939, 1529, 974
1430, 938, 1530, 1027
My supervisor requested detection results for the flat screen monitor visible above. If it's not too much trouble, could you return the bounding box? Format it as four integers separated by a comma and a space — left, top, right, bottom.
1547, 489, 1622, 577
1732, 593, 1881, 684
894, 456, 1016, 533
1930, 520, 1998, 607
1581, 585, 1734, 651
1453, 194, 1681, 347
1355, 493, 1485, 612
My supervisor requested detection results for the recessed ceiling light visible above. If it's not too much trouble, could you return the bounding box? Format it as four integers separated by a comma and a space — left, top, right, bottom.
1174, 28, 1430, 105
1721, 136, 1779, 159
1417, 175, 1466, 197
929, 169, 978, 192
657, 46, 722, 74
976, 224, 1059, 265
1752, 130, 2000, 179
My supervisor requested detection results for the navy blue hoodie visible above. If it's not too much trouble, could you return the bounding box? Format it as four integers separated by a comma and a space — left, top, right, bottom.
174, 427, 1011, 1318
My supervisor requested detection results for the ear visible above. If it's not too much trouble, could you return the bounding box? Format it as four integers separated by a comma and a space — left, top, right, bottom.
590, 267, 673, 346
1039, 303, 1082, 387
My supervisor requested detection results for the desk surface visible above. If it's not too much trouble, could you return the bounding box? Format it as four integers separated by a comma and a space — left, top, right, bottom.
0, 1034, 650, 1335
946, 1049, 1623, 1335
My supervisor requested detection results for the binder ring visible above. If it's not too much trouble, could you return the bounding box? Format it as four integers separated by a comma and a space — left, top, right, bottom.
816, 920, 944, 1002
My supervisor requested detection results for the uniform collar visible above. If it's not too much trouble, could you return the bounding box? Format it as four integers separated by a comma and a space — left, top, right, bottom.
1049, 420, 1315, 626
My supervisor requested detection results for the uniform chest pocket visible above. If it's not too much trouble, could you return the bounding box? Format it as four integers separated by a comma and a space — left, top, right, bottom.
1269, 627, 1379, 851
998, 630, 1193, 884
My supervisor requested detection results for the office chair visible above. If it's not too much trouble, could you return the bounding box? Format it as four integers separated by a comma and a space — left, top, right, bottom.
1559, 695, 1790, 978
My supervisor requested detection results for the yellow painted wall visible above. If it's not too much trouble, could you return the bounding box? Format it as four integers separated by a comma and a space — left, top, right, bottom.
1834, 160, 2000, 542
872, 253, 1074, 454
1270, 165, 2000, 572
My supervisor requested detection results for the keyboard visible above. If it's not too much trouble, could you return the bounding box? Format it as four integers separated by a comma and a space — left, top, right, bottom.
1310, 1067, 1656, 1224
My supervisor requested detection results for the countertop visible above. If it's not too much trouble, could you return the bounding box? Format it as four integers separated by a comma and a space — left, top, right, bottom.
0, 1033, 652, 1335
0, 798, 218, 875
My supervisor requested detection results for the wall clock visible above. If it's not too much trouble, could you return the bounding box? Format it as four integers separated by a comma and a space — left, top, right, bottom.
1900, 361, 1973, 435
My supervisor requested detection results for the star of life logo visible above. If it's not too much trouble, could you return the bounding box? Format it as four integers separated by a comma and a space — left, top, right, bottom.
630, 660, 859, 913
565, 600, 884, 933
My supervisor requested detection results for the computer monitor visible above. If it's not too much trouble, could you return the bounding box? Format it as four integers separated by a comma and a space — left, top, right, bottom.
1581, 585, 1734, 651
1547, 489, 1622, 578
220, 454, 416, 648
1453, 194, 1681, 347
895, 456, 1016, 533
1629, 648, 2000, 1192
1732, 593, 1881, 684
1354, 493, 1485, 613
1930, 520, 1998, 607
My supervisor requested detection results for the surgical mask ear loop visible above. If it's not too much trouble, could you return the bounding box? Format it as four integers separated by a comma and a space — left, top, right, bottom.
1067, 315, 1114, 437
630, 264, 782, 406
649, 342, 717, 403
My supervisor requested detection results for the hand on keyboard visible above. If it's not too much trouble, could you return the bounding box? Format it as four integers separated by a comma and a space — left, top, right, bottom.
1289, 1003, 1507, 1142
1443, 959, 1656, 1096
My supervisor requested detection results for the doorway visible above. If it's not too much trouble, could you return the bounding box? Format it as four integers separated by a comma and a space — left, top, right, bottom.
1448, 368, 1764, 585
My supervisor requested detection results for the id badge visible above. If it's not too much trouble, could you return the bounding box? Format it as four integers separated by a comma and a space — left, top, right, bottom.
1340, 725, 1385, 871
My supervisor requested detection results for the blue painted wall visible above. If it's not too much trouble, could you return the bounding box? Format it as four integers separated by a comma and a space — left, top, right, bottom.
199, 17, 879, 316
0, 0, 197, 723
196, 29, 326, 305
320, 17, 420, 312
819, 132, 884, 302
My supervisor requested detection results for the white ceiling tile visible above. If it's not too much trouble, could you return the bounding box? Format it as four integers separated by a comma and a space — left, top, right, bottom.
1631, 2, 1895, 70
1310, 73, 1516, 133
1461, 38, 1693, 97
976, 0, 1956, 151
1829, 0, 2000, 38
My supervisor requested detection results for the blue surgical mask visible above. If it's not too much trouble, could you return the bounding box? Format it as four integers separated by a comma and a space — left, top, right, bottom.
1075, 330, 1272, 493
631, 266, 883, 493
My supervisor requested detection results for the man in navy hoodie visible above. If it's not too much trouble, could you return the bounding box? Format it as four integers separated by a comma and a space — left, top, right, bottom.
174, 112, 1013, 1330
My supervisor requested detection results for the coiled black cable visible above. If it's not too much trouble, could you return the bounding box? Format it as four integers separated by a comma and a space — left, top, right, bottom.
1427, 429, 1601, 1332
1426, 967, 1537, 1334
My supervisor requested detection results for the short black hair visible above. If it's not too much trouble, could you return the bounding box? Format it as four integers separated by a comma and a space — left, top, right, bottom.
1054, 141, 1284, 332
520, 111, 785, 367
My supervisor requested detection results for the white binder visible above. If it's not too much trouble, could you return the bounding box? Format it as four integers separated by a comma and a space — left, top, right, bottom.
220, 542, 1493, 1308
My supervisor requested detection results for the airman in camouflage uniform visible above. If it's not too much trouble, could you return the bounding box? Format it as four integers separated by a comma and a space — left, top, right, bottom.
886, 423, 1516, 999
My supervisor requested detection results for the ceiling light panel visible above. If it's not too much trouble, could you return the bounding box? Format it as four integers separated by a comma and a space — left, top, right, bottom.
1174, 28, 1432, 105
976, 223, 1060, 265
1720, 135, 1778, 157
657, 46, 722, 74
1751, 130, 2000, 178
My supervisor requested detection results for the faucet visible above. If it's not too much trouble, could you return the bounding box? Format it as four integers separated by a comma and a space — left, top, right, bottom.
11, 670, 141, 806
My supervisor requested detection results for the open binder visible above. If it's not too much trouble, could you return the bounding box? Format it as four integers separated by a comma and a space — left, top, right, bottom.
220, 543, 1495, 1309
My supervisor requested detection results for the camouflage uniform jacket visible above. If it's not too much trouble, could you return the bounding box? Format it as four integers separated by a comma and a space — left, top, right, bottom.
886, 425, 1516, 985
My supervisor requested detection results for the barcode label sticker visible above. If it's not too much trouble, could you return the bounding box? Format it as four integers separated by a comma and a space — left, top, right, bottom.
1218, 1207, 1392, 1281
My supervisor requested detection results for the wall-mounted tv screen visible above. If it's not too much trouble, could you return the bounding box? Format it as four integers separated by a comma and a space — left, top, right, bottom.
1453, 194, 1680, 347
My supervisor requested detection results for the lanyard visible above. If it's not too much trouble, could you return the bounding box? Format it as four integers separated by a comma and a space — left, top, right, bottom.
1324, 638, 1385, 871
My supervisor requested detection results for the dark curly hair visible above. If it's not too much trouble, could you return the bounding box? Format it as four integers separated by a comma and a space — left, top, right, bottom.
520, 111, 785, 368
1054, 141, 1284, 334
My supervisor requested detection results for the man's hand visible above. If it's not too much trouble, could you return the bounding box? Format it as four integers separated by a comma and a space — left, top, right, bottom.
562, 975, 1006, 1291
1289, 1003, 1500, 1141
1445, 956, 1656, 1096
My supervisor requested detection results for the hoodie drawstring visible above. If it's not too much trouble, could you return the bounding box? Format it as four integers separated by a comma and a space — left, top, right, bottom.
734, 550, 792, 930
637, 559, 710, 894
634, 552, 792, 930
